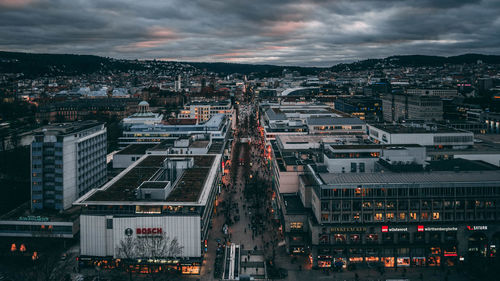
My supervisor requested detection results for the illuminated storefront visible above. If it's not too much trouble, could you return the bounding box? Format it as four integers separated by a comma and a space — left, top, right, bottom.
382, 257, 394, 267
397, 257, 410, 267
412, 257, 426, 266
181, 263, 201, 274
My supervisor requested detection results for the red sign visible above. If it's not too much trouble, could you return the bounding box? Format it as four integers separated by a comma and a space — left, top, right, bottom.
136, 228, 162, 235
417, 225, 424, 232
381, 226, 388, 233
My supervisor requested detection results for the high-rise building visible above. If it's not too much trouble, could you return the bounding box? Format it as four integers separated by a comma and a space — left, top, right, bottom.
174, 75, 182, 92
31, 121, 107, 211
382, 93, 443, 122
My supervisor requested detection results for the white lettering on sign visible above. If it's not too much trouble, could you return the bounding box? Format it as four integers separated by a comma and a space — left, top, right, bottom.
425, 227, 457, 232
467, 225, 487, 231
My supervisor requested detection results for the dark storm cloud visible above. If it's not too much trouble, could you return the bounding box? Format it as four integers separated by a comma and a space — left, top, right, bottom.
0, 0, 499, 66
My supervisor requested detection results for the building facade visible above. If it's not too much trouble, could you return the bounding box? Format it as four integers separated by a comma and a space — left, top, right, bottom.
178, 100, 234, 124
31, 121, 107, 211
74, 154, 222, 275
382, 93, 443, 122
286, 164, 500, 269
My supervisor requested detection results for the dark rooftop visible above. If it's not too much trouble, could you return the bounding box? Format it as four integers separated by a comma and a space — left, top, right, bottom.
282, 194, 306, 214
329, 144, 422, 150
369, 123, 465, 134
139, 181, 169, 189
427, 159, 499, 172
167, 167, 210, 202
33, 120, 103, 136
116, 144, 156, 155
164, 118, 198, 125
85, 155, 216, 202
0, 201, 80, 222
208, 140, 225, 154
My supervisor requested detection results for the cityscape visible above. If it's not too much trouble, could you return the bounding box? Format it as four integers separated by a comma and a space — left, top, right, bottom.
1, 1, 500, 281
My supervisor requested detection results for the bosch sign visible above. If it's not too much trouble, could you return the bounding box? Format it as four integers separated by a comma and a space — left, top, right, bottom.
136, 228, 163, 235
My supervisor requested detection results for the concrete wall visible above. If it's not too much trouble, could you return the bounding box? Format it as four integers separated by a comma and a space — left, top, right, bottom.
277, 170, 301, 193
80, 215, 201, 258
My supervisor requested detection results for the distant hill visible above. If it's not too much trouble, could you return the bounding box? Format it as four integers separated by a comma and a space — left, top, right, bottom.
0, 51, 146, 77
331, 54, 500, 71
0, 51, 323, 77
0, 51, 499, 77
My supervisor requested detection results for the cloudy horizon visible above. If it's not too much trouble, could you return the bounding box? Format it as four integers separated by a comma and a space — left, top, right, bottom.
0, 0, 499, 67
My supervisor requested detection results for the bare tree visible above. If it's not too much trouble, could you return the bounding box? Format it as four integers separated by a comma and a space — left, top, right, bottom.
116, 233, 184, 281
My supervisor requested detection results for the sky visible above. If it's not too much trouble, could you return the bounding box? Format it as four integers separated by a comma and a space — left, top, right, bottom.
0, 0, 499, 66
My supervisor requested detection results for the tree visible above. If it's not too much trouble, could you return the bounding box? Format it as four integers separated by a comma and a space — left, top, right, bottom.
116, 233, 184, 281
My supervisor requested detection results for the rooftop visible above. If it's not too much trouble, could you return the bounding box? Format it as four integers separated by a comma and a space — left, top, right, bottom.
318, 170, 500, 186
0, 201, 80, 222
329, 144, 422, 150
33, 120, 103, 136
368, 123, 467, 134
307, 117, 365, 126
427, 159, 499, 171
190, 140, 210, 148
78, 154, 218, 204
282, 194, 307, 214
164, 118, 198, 125
116, 144, 156, 155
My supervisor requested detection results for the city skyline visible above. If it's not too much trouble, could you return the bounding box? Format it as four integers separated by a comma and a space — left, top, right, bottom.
1, 0, 499, 66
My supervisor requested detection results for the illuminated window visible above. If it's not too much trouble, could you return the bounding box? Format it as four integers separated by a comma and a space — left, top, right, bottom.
410, 212, 417, 220
374, 213, 383, 221
321, 214, 329, 221
432, 212, 440, 220
355, 187, 362, 196
290, 222, 303, 230
399, 213, 406, 220
386, 213, 394, 220
421, 212, 429, 220
135, 206, 161, 214
363, 202, 371, 208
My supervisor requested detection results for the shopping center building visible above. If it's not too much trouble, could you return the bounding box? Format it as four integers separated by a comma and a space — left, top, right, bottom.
74, 153, 222, 274
282, 157, 500, 268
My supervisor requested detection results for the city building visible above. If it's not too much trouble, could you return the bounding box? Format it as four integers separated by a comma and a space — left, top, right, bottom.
119, 114, 230, 147
306, 117, 366, 135
31, 121, 107, 211
334, 97, 382, 121
122, 101, 163, 128
367, 123, 474, 148
36, 98, 137, 123
284, 158, 500, 268
178, 100, 234, 125
74, 153, 222, 275
406, 88, 458, 98
382, 93, 443, 122
259, 103, 358, 142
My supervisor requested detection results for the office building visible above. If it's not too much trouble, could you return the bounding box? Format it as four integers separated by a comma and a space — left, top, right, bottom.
406, 88, 458, 98
283, 158, 500, 268
367, 123, 474, 148
119, 114, 230, 146
382, 93, 443, 122
31, 121, 107, 211
178, 100, 234, 125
